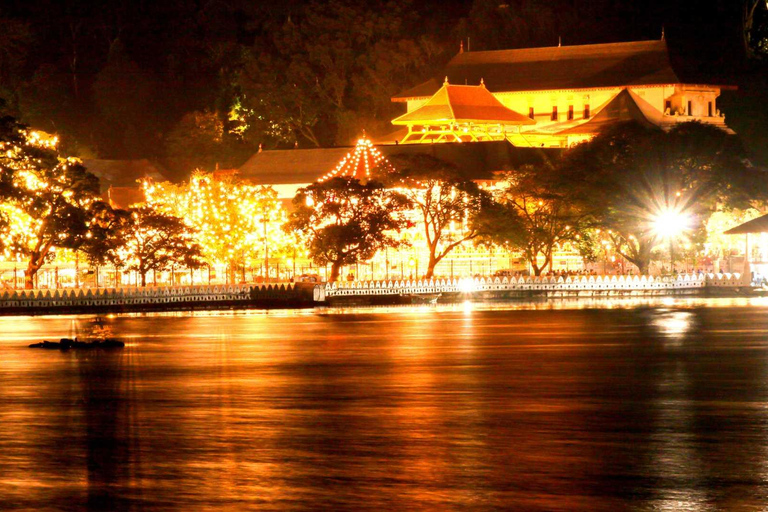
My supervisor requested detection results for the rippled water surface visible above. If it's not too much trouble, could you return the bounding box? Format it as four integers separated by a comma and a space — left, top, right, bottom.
4, 298, 768, 510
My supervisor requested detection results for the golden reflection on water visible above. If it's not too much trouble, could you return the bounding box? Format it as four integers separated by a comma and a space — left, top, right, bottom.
3, 299, 768, 509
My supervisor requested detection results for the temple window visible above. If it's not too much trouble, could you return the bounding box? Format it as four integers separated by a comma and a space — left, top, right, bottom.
567, 105, 574, 120
529, 107, 534, 119
665, 100, 672, 114
708, 101, 713, 117
687, 100, 692, 116
583, 104, 590, 118
551, 106, 558, 121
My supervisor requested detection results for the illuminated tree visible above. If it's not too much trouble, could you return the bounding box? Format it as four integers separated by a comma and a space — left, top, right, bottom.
287, 177, 410, 282
475, 167, 590, 276
386, 154, 489, 279
143, 172, 287, 282
81, 204, 133, 284
121, 206, 204, 287
557, 121, 768, 273
0, 115, 108, 288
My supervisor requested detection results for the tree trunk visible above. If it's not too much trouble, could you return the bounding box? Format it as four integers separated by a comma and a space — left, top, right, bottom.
425, 253, 438, 279
25, 260, 40, 289
329, 261, 342, 283
140, 271, 147, 287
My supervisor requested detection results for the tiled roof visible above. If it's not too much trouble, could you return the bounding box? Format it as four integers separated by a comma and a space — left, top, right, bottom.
392, 83, 534, 125
724, 214, 768, 235
394, 40, 685, 101
558, 89, 656, 135
239, 147, 353, 185
105, 186, 146, 209
239, 141, 559, 185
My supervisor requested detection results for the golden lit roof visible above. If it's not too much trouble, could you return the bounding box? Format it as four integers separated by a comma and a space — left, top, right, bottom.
392, 81, 534, 126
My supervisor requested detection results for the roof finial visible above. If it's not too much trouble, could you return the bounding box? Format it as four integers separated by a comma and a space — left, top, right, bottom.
480, 77, 485, 87
661, 25, 665, 41
444, 76, 449, 85
558, 36, 562, 47
460, 40, 464, 54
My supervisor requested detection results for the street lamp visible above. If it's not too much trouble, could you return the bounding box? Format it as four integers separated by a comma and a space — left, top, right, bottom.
652, 207, 691, 274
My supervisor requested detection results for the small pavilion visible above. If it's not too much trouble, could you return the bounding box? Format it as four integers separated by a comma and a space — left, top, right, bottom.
391, 79, 534, 144
724, 213, 768, 282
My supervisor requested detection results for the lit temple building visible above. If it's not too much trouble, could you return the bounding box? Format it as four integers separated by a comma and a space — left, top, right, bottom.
388, 39, 733, 147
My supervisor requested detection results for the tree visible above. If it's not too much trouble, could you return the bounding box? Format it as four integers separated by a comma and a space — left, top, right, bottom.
287, 176, 409, 282
475, 166, 590, 276
92, 40, 162, 158
143, 172, 286, 283
556, 121, 768, 273
236, 0, 443, 147
81, 203, 132, 285
121, 206, 204, 287
744, 0, 768, 59
0, 12, 31, 106
0, 114, 110, 288
386, 154, 489, 279
164, 111, 252, 171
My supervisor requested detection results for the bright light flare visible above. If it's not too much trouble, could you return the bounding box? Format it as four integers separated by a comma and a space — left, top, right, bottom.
458, 278, 476, 293
652, 208, 691, 239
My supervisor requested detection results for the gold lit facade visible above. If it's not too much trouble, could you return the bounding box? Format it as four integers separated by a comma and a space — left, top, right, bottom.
390, 40, 733, 148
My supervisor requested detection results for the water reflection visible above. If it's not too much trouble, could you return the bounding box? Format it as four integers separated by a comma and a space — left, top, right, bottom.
653, 311, 693, 336
3, 300, 768, 509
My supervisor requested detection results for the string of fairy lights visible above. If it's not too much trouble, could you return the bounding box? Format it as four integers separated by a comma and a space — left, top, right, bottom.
0, 130, 95, 263
142, 171, 292, 269
318, 137, 393, 182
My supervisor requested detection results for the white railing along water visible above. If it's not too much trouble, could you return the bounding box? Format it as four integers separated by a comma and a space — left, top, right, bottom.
314, 273, 748, 302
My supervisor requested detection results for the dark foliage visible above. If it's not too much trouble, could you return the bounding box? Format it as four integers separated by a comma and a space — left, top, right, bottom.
287, 176, 410, 282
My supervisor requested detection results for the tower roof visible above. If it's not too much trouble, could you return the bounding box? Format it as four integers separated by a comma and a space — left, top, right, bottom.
392, 82, 534, 126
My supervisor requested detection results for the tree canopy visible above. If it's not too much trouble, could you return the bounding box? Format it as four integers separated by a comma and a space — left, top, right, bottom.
554, 121, 768, 272
120, 206, 205, 287
143, 172, 286, 283
287, 176, 410, 282
385, 154, 489, 279
0, 113, 108, 287
475, 165, 592, 275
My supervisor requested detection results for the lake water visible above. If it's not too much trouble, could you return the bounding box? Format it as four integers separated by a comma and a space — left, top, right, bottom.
3, 298, 768, 510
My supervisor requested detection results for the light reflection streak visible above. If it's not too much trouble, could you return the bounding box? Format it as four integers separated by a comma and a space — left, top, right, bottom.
652, 311, 693, 339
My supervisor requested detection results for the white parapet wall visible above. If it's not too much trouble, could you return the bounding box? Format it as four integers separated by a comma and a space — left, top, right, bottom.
0, 284, 260, 310
318, 273, 747, 300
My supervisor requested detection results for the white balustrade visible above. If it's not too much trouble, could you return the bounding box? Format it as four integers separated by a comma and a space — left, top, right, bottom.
0, 283, 295, 310
321, 273, 744, 299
